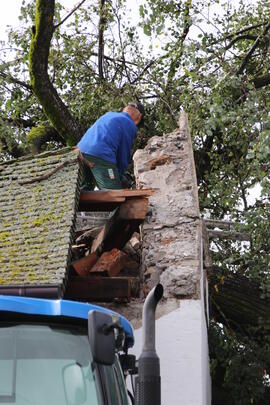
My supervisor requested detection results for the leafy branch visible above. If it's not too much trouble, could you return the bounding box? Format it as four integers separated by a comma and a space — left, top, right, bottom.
53, 0, 87, 31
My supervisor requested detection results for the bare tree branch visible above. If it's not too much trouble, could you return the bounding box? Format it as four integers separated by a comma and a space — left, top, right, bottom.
209, 22, 267, 46
0, 71, 32, 91
98, 0, 106, 80
224, 34, 257, 51
167, 0, 192, 81
225, 22, 267, 41
115, 4, 131, 84
54, 0, 87, 30
129, 60, 156, 85
91, 52, 138, 66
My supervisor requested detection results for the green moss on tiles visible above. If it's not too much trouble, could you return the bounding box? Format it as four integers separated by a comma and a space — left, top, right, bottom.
8, 270, 21, 280
0, 232, 10, 242
32, 218, 43, 227
0, 148, 80, 287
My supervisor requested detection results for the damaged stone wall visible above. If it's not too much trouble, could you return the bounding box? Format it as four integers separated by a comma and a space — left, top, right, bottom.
133, 112, 202, 300
130, 112, 211, 405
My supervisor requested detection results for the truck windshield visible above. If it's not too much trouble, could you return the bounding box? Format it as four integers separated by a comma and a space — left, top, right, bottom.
0, 323, 101, 405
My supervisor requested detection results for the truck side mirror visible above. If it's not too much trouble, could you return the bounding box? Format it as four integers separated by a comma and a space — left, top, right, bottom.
88, 310, 115, 365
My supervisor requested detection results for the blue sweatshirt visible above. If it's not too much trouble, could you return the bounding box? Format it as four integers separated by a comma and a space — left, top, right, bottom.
77, 112, 137, 178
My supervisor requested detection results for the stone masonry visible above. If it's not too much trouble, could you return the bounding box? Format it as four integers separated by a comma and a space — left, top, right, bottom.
133, 112, 202, 299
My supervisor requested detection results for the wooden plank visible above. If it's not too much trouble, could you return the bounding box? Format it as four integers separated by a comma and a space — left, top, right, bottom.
80, 191, 126, 203
89, 249, 127, 277
65, 276, 131, 301
80, 189, 155, 201
110, 189, 155, 197
208, 229, 251, 241
91, 226, 106, 253
78, 189, 155, 212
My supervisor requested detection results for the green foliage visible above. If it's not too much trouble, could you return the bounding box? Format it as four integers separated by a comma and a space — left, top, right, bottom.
209, 323, 270, 404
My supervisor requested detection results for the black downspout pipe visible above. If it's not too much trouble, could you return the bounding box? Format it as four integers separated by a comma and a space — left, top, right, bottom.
135, 283, 163, 405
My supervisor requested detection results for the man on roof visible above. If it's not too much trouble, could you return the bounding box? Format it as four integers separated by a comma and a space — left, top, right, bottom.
77, 102, 144, 190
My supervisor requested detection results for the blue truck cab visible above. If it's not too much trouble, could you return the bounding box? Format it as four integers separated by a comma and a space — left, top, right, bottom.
0, 285, 163, 405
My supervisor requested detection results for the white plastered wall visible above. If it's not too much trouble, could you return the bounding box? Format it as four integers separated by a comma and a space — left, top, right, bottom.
131, 298, 211, 405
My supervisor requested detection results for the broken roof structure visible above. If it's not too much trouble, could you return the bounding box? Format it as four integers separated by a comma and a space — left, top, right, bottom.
0, 147, 152, 299
0, 148, 81, 297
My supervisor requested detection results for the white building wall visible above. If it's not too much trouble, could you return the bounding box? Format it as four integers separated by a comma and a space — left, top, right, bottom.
131, 300, 211, 405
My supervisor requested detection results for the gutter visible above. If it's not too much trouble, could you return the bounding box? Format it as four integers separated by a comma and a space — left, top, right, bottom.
0, 285, 61, 298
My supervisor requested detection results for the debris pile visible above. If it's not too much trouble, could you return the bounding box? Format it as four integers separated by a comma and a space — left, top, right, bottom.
65, 189, 155, 302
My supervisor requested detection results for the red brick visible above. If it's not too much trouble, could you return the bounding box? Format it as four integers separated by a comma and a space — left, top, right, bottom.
71, 252, 98, 277
90, 249, 127, 277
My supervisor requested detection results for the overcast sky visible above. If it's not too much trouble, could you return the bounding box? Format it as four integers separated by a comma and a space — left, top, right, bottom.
0, 0, 142, 42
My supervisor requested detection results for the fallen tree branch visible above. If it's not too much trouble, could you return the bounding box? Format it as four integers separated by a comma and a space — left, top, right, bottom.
18, 157, 78, 185
74, 147, 95, 170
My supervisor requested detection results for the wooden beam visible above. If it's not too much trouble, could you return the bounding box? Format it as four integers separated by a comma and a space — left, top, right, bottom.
118, 197, 148, 220
204, 219, 235, 230
65, 276, 131, 301
81, 189, 155, 200
208, 229, 251, 241
91, 198, 148, 253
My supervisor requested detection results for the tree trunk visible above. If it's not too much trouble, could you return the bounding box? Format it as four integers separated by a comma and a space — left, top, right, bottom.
29, 0, 84, 145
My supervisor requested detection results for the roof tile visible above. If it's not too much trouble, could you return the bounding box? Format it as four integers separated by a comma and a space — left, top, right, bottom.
0, 148, 81, 295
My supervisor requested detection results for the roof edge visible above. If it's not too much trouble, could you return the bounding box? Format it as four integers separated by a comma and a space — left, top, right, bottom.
0, 147, 74, 167
0, 285, 60, 299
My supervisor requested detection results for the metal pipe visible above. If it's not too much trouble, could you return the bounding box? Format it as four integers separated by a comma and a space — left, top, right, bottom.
135, 283, 163, 405
142, 283, 163, 352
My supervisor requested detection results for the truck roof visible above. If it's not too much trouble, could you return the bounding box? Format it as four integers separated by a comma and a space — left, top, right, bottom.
0, 295, 134, 348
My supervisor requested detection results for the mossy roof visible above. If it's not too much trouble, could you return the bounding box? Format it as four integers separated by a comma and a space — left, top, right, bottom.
0, 148, 81, 295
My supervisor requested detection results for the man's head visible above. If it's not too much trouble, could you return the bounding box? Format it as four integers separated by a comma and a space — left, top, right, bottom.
123, 102, 144, 125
